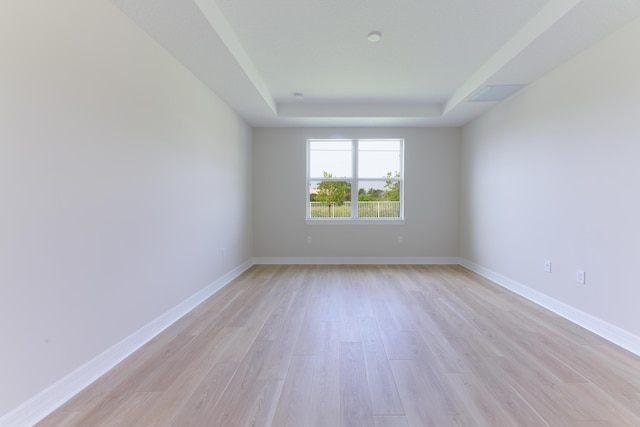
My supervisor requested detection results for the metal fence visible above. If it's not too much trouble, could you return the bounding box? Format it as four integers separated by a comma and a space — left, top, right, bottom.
309, 201, 400, 218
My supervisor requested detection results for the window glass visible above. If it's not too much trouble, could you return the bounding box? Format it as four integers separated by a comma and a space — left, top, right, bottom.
308, 140, 352, 178
307, 139, 403, 221
358, 140, 401, 178
357, 180, 401, 218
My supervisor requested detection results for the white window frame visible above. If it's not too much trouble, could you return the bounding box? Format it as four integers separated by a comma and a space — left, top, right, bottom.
306, 138, 405, 225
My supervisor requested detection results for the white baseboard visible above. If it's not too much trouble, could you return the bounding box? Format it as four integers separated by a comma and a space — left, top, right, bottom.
459, 258, 640, 357
0, 260, 253, 427
252, 256, 461, 265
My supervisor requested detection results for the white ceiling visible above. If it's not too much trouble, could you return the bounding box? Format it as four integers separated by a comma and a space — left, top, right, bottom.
110, 0, 640, 127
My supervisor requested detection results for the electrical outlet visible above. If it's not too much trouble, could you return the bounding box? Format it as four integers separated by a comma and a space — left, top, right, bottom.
397, 236, 404, 244
576, 269, 585, 284
307, 236, 312, 245
222, 247, 227, 257
544, 260, 551, 273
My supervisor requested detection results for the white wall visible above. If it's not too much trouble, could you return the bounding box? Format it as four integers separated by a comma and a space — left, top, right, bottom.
0, 0, 252, 417
460, 16, 640, 337
253, 127, 460, 259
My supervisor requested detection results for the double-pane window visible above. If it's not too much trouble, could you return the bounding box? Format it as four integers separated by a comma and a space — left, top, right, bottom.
307, 139, 404, 221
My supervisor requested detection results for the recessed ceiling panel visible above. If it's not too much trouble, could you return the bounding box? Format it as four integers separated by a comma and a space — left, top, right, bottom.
215, 0, 549, 103
111, 0, 640, 126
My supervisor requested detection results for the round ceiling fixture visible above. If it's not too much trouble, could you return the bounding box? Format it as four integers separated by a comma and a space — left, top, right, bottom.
367, 31, 382, 42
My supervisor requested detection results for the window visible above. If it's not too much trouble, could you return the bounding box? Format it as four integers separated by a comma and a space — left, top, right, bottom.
307, 139, 404, 222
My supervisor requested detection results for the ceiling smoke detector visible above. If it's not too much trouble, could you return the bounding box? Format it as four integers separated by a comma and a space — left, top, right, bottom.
367, 31, 382, 42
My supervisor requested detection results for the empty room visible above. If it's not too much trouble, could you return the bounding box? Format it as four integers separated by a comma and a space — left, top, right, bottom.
2, 0, 640, 426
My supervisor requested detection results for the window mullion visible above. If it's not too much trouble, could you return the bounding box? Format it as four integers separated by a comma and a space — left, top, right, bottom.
352, 139, 358, 219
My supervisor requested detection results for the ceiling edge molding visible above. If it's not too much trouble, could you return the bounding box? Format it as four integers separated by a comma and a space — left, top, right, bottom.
277, 102, 443, 118
192, 0, 277, 114
443, 0, 582, 114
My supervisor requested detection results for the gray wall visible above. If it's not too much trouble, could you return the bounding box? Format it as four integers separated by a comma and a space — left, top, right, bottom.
253, 127, 461, 259
0, 0, 253, 416
460, 15, 640, 337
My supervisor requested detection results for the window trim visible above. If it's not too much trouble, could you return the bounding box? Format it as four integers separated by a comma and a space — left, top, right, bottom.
306, 138, 404, 224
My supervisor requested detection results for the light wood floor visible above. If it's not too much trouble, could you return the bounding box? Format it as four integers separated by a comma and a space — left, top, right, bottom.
37, 264, 640, 426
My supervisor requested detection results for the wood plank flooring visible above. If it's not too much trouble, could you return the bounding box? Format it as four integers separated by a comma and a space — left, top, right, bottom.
36, 265, 640, 426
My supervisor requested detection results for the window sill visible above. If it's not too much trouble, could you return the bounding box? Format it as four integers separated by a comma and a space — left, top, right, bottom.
305, 219, 405, 225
